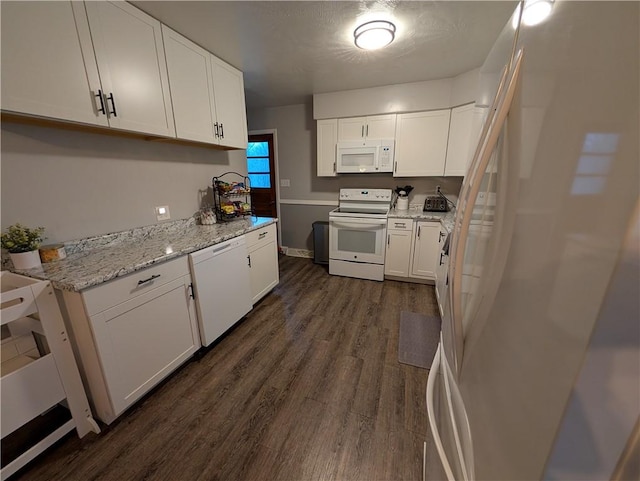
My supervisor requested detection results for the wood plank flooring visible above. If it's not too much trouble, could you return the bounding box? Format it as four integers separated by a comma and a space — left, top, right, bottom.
11, 256, 439, 481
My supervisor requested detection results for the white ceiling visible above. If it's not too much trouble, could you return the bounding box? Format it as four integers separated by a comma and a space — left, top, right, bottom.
131, 1, 517, 110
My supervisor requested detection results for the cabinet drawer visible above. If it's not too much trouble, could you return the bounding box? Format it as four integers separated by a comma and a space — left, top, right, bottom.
246, 223, 276, 250
82, 256, 189, 316
387, 219, 413, 231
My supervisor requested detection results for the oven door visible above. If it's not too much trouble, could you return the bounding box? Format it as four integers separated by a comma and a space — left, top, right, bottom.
329, 216, 387, 264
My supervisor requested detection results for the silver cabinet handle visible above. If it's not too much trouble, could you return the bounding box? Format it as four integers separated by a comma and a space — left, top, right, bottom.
366, 124, 369, 137
137, 274, 160, 285
418, 226, 421, 238
387, 234, 390, 246
361, 125, 364, 137
259, 231, 267, 239
247, 255, 251, 268
395, 222, 406, 228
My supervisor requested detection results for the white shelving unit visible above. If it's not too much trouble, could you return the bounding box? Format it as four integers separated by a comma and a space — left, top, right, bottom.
1, 272, 100, 480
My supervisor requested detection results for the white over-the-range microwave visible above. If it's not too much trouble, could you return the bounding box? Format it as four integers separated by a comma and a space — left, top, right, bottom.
336, 139, 395, 173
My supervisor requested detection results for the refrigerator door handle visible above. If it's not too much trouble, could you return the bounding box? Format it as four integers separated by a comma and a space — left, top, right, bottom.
426, 343, 456, 481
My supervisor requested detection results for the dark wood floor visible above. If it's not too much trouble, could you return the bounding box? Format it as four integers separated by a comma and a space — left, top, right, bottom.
11, 256, 439, 481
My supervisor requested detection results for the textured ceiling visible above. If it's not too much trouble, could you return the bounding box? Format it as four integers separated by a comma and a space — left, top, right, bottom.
132, 1, 517, 110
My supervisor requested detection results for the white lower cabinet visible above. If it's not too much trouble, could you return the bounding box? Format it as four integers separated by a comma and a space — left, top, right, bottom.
246, 224, 280, 304
384, 219, 442, 282
60, 256, 200, 424
410, 222, 441, 280
384, 219, 414, 278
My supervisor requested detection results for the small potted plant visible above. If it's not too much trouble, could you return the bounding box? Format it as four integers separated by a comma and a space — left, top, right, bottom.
1, 223, 46, 270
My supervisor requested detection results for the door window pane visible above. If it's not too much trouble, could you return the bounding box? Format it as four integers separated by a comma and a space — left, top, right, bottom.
247, 141, 269, 157
248, 173, 271, 188
247, 157, 270, 173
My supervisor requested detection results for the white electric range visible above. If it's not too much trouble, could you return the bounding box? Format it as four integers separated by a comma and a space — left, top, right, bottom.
328, 188, 392, 281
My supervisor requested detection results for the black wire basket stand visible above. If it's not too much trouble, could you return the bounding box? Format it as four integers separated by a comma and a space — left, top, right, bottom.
212, 172, 253, 222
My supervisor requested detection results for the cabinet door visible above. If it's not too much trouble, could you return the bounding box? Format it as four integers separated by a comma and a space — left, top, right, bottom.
435, 228, 449, 306
89, 276, 198, 416
210, 56, 248, 149
411, 222, 441, 279
366, 114, 396, 139
384, 229, 413, 277
162, 25, 216, 144
338, 117, 366, 141
394, 110, 451, 177
0, 2, 107, 126
317, 119, 338, 177
248, 238, 280, 304
85, 1, 175, 137
444, 103, 476, 176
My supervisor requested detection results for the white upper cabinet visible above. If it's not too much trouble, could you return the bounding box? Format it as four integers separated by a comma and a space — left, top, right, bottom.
210, 56, 248, 149
444, 103, 478, 176
317, 119, 338, 177
161, 26, 248, 148
337, 114, 396, 142
394, 109, 451, 177
162, 25, 216, 144
0, 2, 107, 126
84, 1, 175, 137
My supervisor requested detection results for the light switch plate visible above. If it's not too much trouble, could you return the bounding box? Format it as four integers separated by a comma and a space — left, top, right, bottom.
155, 205, 170, 221
280, 179, 290, 187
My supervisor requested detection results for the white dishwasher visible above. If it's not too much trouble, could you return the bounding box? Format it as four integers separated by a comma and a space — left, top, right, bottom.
189, 236, 252, 347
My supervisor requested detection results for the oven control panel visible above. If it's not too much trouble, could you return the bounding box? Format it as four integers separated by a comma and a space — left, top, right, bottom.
339, 188, 392, 201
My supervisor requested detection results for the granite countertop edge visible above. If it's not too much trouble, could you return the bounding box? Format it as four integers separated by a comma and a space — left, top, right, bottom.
8, 217, 278, 293
388, 207, 456, 232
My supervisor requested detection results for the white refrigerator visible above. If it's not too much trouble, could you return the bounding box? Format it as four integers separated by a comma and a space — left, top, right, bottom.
426, 1, 639, 480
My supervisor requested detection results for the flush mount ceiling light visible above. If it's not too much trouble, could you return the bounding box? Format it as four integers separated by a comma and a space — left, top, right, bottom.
513, 0, 554, 28
354, 20, 396, 50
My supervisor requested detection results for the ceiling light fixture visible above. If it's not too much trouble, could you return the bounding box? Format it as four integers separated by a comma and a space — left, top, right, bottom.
354, 20, 396, 50
513, 0, 554, 28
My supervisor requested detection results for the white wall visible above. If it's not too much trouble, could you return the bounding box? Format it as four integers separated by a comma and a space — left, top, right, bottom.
313, 68, 479, 119
1, 122, 247, 243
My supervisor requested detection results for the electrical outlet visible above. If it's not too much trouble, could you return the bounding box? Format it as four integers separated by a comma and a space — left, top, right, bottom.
155, 205, 170, 221
280, 179, 291, 187
436, 185, 441, 194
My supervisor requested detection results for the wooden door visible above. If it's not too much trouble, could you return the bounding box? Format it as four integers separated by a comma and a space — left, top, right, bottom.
247, 134, 277, 218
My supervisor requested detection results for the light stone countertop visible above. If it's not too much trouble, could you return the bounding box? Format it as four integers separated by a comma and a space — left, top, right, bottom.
8, 217, 277, 292
388, 205, 456, 233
